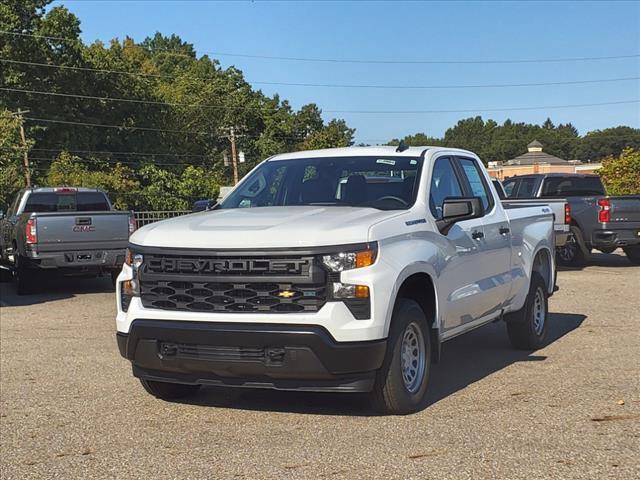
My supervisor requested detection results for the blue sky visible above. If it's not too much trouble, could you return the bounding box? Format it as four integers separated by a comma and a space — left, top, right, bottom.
55, 0, 639, 143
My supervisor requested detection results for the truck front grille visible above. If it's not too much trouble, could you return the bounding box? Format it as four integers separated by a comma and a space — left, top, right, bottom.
140, 280, 327, 313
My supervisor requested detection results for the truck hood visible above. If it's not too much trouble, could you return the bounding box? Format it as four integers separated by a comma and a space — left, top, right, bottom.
129, 206, 404, 249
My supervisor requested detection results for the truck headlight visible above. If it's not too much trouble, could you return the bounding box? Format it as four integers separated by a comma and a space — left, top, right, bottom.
321, 244, 377, 272
121, 250, 143, 311
125, 249, 144, 270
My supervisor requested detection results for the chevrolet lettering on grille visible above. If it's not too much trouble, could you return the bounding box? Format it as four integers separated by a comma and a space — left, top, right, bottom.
147, 257, 309, 275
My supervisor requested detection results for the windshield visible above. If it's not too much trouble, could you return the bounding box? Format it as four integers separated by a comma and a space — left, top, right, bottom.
219, 156, 423, 210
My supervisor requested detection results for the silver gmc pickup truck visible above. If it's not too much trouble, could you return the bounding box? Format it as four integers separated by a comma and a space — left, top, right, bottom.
0, 187, 135, 294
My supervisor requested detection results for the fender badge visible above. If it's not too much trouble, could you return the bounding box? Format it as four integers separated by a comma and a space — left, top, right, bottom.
405, 218, 426, 226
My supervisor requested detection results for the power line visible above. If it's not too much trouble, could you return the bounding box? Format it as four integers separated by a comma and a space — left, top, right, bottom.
11, 147, 214, 158
3, 59, 640, 90
2, 29, 639, 65
4, 101, 639, 125
0, 115, 315, 140
325, 100, 640, 114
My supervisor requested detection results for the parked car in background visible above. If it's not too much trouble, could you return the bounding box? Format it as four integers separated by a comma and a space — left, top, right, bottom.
502, 173, 640, 266
0, 187, 135, 294
115, 146, 556, 414
493, 178, 570, 248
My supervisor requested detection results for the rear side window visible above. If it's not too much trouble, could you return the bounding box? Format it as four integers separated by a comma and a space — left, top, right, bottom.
23, 192, 109, 213
429, 157, 463, 219
458, 158, 494, 213
541, 177, 605, 197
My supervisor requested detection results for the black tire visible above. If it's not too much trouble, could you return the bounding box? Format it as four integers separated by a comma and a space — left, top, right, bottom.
0, 267, 12, 283
556, 226, 587, 267
623, 246, 640, 265
505, 272, 548, 350
15, 256, 36, 295
139, 379, 200, 400
110, 270, 119, 286
598, 247, 616, 254
370, 299, 431, 415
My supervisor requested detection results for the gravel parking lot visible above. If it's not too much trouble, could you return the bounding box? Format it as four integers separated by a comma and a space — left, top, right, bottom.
1, 252, 638, 479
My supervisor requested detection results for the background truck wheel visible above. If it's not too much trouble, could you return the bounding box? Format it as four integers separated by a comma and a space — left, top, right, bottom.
598, 247, 616, 254
15, 256, 36, 295
623, 246, 640, 265
139, 379, 200, 400
370, 299, 431, 415
505, 272, 548, 350
556, 226, 587, 267
110, 270, 119, 286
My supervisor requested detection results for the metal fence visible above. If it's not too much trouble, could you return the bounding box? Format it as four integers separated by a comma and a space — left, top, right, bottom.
133, 210, 190, 229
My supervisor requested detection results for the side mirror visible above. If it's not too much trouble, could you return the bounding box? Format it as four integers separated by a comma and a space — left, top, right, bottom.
436, 197, 483, 235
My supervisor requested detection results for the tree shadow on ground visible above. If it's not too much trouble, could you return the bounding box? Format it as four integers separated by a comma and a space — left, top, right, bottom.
180, 312, 586, 416
0, 273, 113, 307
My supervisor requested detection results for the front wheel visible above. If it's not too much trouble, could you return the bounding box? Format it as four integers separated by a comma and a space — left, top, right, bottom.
623, 246, 640, 265
505, 272, 548, 350
370, 299, 431, 415
140, 379, 201, 400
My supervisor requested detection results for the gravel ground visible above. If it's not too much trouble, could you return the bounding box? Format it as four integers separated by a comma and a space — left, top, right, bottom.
1, 252, 639, 479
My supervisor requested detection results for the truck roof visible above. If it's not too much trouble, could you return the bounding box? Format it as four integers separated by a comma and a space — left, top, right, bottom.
23, 187, 107, 193
504, 173, 600, 179
267, 145, 476, 161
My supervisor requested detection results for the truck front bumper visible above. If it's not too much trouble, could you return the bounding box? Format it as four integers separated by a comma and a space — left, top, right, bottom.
117, 319, 387, 392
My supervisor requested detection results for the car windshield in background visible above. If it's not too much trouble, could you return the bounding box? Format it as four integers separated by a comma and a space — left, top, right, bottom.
23, 192, 110, 213
219, 156, 423, 211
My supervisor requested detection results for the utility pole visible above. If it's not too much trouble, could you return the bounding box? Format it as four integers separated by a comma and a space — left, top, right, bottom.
221, 126, 244, 185
12, 109, 31, 187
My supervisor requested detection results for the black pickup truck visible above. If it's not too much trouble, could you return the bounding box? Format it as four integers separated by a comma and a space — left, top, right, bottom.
502, 173, 640, 266
0, 187, 135, 294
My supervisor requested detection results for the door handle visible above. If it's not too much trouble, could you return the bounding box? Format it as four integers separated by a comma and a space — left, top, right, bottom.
472, 231, 484, 240
499, 227, 510, 235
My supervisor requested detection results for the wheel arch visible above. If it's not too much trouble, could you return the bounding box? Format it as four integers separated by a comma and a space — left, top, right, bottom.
532, 246, 554, 295
387, 265, 441, 363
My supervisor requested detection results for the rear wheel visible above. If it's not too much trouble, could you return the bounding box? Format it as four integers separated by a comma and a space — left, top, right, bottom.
505, 272, 548, 350
556, 226, 587, 267
139, 379, 201, 400
623, 246, 640, 265
370, 299, 431, 415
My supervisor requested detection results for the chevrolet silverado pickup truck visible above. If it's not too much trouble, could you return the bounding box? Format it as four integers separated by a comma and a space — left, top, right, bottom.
0, 187, 135, 294
502, 173, 640, 266
116, 146, 556, 414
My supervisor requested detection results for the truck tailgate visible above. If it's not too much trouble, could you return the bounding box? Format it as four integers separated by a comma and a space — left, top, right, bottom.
34, 212, 130, 251
610, 196, 640, 223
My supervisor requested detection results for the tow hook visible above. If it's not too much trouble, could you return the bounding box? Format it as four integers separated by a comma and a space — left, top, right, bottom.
159, 342, 178, 358
265, 347, 286, 365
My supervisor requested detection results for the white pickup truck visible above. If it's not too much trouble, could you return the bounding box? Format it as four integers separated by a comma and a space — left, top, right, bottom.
116, 146, 556, 414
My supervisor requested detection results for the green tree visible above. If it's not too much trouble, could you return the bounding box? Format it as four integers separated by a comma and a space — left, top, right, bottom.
598, 148, 640, 195
0, 109, 32, 209
298, 119, 355, 150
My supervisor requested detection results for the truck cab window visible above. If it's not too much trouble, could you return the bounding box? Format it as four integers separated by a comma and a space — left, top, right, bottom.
458, 158, 493, 213
429, 157, 463, 219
